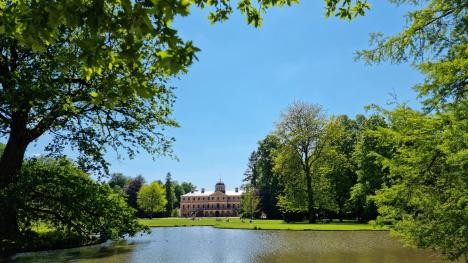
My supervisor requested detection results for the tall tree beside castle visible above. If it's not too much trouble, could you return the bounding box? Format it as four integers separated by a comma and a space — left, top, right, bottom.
243, 151, 259, 187
165, 173, 175, 216
274, 102, 340, 223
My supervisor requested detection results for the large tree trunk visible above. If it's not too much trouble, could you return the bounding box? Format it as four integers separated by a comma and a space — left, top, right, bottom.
0, 115, 30, 242
305, 166, 315, 223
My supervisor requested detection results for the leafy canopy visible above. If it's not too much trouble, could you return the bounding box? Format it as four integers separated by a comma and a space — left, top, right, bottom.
0, 158, 145, 242
356, 0, 467, 110
137, 181, 167, 215
0, 0, 370, 175
371, 105, 467, 261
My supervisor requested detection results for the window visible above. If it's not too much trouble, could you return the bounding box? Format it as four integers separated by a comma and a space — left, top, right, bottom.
212, 197, 214, 200
227, 204, 230, 208
198, 197, 200, 200
182, 198, 185, 201
217, 197, 219, 200
198, 205, 200, 208
182, 205, 185, 208
193, 205, 195, 208
188, 197, 190, 201
217, 203, 220, 209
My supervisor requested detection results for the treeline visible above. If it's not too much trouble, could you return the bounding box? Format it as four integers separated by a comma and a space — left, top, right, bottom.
244, 101, 466, 260
243, 107, 388, 222
107, 172, 196, 218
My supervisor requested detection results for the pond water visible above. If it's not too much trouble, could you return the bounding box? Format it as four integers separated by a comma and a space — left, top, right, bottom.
10, 227, 447, 263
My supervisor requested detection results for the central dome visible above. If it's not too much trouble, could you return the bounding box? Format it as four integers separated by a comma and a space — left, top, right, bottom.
215, 180, 225, 193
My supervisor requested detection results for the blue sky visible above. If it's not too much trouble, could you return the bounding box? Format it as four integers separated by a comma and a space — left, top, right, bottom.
26, 1, 423, 190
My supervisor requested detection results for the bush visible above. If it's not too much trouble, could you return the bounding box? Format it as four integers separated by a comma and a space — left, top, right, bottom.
1, 157, 147, 252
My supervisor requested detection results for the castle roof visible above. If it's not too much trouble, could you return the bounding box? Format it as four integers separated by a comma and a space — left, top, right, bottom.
182, 190, 243, 197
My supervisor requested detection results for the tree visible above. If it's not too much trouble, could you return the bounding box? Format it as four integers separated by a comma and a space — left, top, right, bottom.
349, 114, 392, 222
243, 151, 259, 187
0, 158, 145, 254
355, 1, 466, 259
164, 172, 175, 216
325, 115, 359, 221
274, 102, 338, 223
240, 186, 260, 220
255, 135, 283, 219
172, 181, 185, 209
180, 182, 196, 194
108, 173, 131, 192
0, 0, 373, 239
356, 0, 466, 111
370, 106, 467, 261
124, 175, 145, 212
137, 181, 167, 218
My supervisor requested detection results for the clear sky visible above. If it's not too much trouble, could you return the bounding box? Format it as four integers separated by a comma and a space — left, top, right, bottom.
26, 1, 423, 191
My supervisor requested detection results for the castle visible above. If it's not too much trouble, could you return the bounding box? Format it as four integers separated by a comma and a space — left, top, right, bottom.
179, 181, 243, 217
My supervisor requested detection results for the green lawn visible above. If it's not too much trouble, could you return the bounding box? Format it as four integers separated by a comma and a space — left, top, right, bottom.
139, 218, 388, 231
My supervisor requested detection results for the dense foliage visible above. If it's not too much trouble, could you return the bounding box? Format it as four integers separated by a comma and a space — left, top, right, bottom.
273, 102, 340, 222
137, 181, 167, 217
370, 106, 467, 261
254, 135, 283, 219
165, 173, 176, 216
0, 158, 145, 254
108, 173, 131, 192
240, 186, 260, 219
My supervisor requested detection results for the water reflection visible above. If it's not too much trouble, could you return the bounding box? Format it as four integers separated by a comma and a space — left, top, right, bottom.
10, 227, 448, 263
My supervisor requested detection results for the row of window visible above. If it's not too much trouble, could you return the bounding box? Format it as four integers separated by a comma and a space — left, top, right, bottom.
182, 203, 238, 209
182, 196, 240, 201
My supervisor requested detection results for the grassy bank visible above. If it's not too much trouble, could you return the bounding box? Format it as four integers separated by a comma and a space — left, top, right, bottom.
139, 218, 387, 231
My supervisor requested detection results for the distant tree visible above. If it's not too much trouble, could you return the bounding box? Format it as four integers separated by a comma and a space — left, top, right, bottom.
350, 115, 392, 222
173, 182, 185, 208
274, 102, 339, 223
180, 182, 196, 194
326, 115, 359, 221
240, 186, 260, 220
137, 182, 167, 218
108, 173, 131, 191
254, 135, 282, 219
164, 173, 175, 216
125, 175, 145, 211
243, 151, 259, 187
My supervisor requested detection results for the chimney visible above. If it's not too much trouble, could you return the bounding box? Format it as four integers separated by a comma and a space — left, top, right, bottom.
201, 188, 205, 193
235, 187, 239, 193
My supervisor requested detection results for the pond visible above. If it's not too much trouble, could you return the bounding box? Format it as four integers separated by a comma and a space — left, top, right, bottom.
10, 227, 448, 263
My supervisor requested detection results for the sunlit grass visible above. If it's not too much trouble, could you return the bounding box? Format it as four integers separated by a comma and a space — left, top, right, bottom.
139, 218, 388, 231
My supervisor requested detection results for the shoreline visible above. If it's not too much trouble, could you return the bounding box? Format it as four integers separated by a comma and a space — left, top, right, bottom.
139, 218, 389, 231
